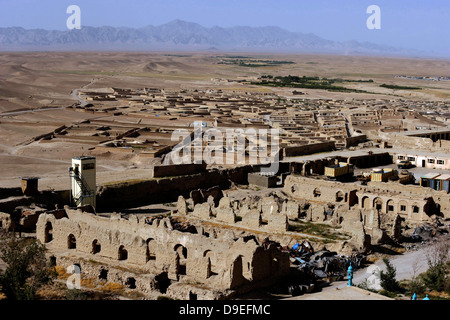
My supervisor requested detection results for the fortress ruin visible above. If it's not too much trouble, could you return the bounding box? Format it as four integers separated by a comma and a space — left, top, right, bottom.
36, 206, 290, 300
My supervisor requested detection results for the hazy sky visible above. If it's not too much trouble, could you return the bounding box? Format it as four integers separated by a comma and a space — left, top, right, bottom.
0, 0, 449, 57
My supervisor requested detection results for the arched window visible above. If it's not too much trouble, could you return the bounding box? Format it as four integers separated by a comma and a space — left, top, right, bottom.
174, 244, 187, 259
313, 188, 321, 198
386, 199, 395, 213
118, 245, 128, 260
44, 221, 53, 243
336, 191, 345, 202
146, 238, 156, 262
291, 184, 299, 194
92, 239, 101, 254
361, 196, 371, 209
373, 198, 383, 211
68, 234, 76, 249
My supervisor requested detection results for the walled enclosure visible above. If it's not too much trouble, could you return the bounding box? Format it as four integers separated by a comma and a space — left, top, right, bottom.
36, 207, 290, 299
284, 175, 448, 223
95, 165, 257, 212
176, 193, 291, 234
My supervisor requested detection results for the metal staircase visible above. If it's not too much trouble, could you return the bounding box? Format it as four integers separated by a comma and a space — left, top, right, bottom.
70, 171, 95, 207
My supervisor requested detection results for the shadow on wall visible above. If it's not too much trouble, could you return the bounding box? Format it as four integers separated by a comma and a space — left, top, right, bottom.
95, 166, 261, 212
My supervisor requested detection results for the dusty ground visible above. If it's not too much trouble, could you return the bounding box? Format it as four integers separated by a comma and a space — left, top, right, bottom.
0, 52, 449, 190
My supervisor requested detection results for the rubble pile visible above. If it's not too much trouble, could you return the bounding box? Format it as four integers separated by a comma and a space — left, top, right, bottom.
287, 240, 365, 296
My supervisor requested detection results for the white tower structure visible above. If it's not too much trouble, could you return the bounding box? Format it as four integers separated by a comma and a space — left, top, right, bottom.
69, 156, 96, 209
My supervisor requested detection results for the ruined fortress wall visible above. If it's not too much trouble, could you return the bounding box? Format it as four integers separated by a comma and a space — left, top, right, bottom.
284, 175, 449, 221
36, 208, 290, 294
366, 181, 450, 220
0, 190, 69, 215
96, 166, 255, 212
96, 172, 229, 211
285, 175, 356, 206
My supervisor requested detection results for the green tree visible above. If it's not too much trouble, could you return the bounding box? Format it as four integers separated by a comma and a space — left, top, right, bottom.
421, 241, 449, 292
380, 258, 402, 293
0, 231, 55, 300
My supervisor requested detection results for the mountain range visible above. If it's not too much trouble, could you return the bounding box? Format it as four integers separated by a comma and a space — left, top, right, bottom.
0, 19, 413, 56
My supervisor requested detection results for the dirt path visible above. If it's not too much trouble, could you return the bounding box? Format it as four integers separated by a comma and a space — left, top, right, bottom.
335, 238, 449, 289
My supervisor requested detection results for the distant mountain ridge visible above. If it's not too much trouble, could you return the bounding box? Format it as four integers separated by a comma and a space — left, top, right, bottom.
0, 19, 410, 55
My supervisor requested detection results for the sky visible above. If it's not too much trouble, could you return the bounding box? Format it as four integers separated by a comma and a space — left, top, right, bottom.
0, 0, 449, 57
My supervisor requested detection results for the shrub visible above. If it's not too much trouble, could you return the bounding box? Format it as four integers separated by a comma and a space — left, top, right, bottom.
421, 241, 449, 292
0, 232, 55, 300
408, 277, 426, 295
380, 258, 402, 293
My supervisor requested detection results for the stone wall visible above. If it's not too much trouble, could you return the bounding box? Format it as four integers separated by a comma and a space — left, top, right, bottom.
248, 173, 280, 188
284, 175, 448, 222
177, 193, 290, 234
36, 207, 290, 298
283, 141, 336, 157
151, 163, 207, 178
285, 175, 357, 207
376, 131, 450, 153
345, 134, 367, 148
96, 166, 257, 212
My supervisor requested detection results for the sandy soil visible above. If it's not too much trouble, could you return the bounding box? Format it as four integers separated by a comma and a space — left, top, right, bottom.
0, 52, 449, 189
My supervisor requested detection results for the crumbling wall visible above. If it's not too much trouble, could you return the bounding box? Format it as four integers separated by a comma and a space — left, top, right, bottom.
0, 212, 12, 230
340, 208, 371, 253
285, 175, 447, 222
281, 200, 300, 220
96, 172, 229, 211
96, 165, 259, 212
36, 206, 290, 295
215, 197, 236, 224
377, 132, 450, 153
176, 194, 289, 233
285, 175, 355, 207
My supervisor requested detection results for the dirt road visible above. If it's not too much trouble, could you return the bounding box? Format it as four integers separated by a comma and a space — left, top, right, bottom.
336, 238, 449, 289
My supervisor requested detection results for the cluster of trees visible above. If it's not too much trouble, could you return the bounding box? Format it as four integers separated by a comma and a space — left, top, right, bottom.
218, 58, 295, 67
408, 241, 450, 297
252, 75, 369, 93
366, 241, 450, 299
380, 83, 422, 90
